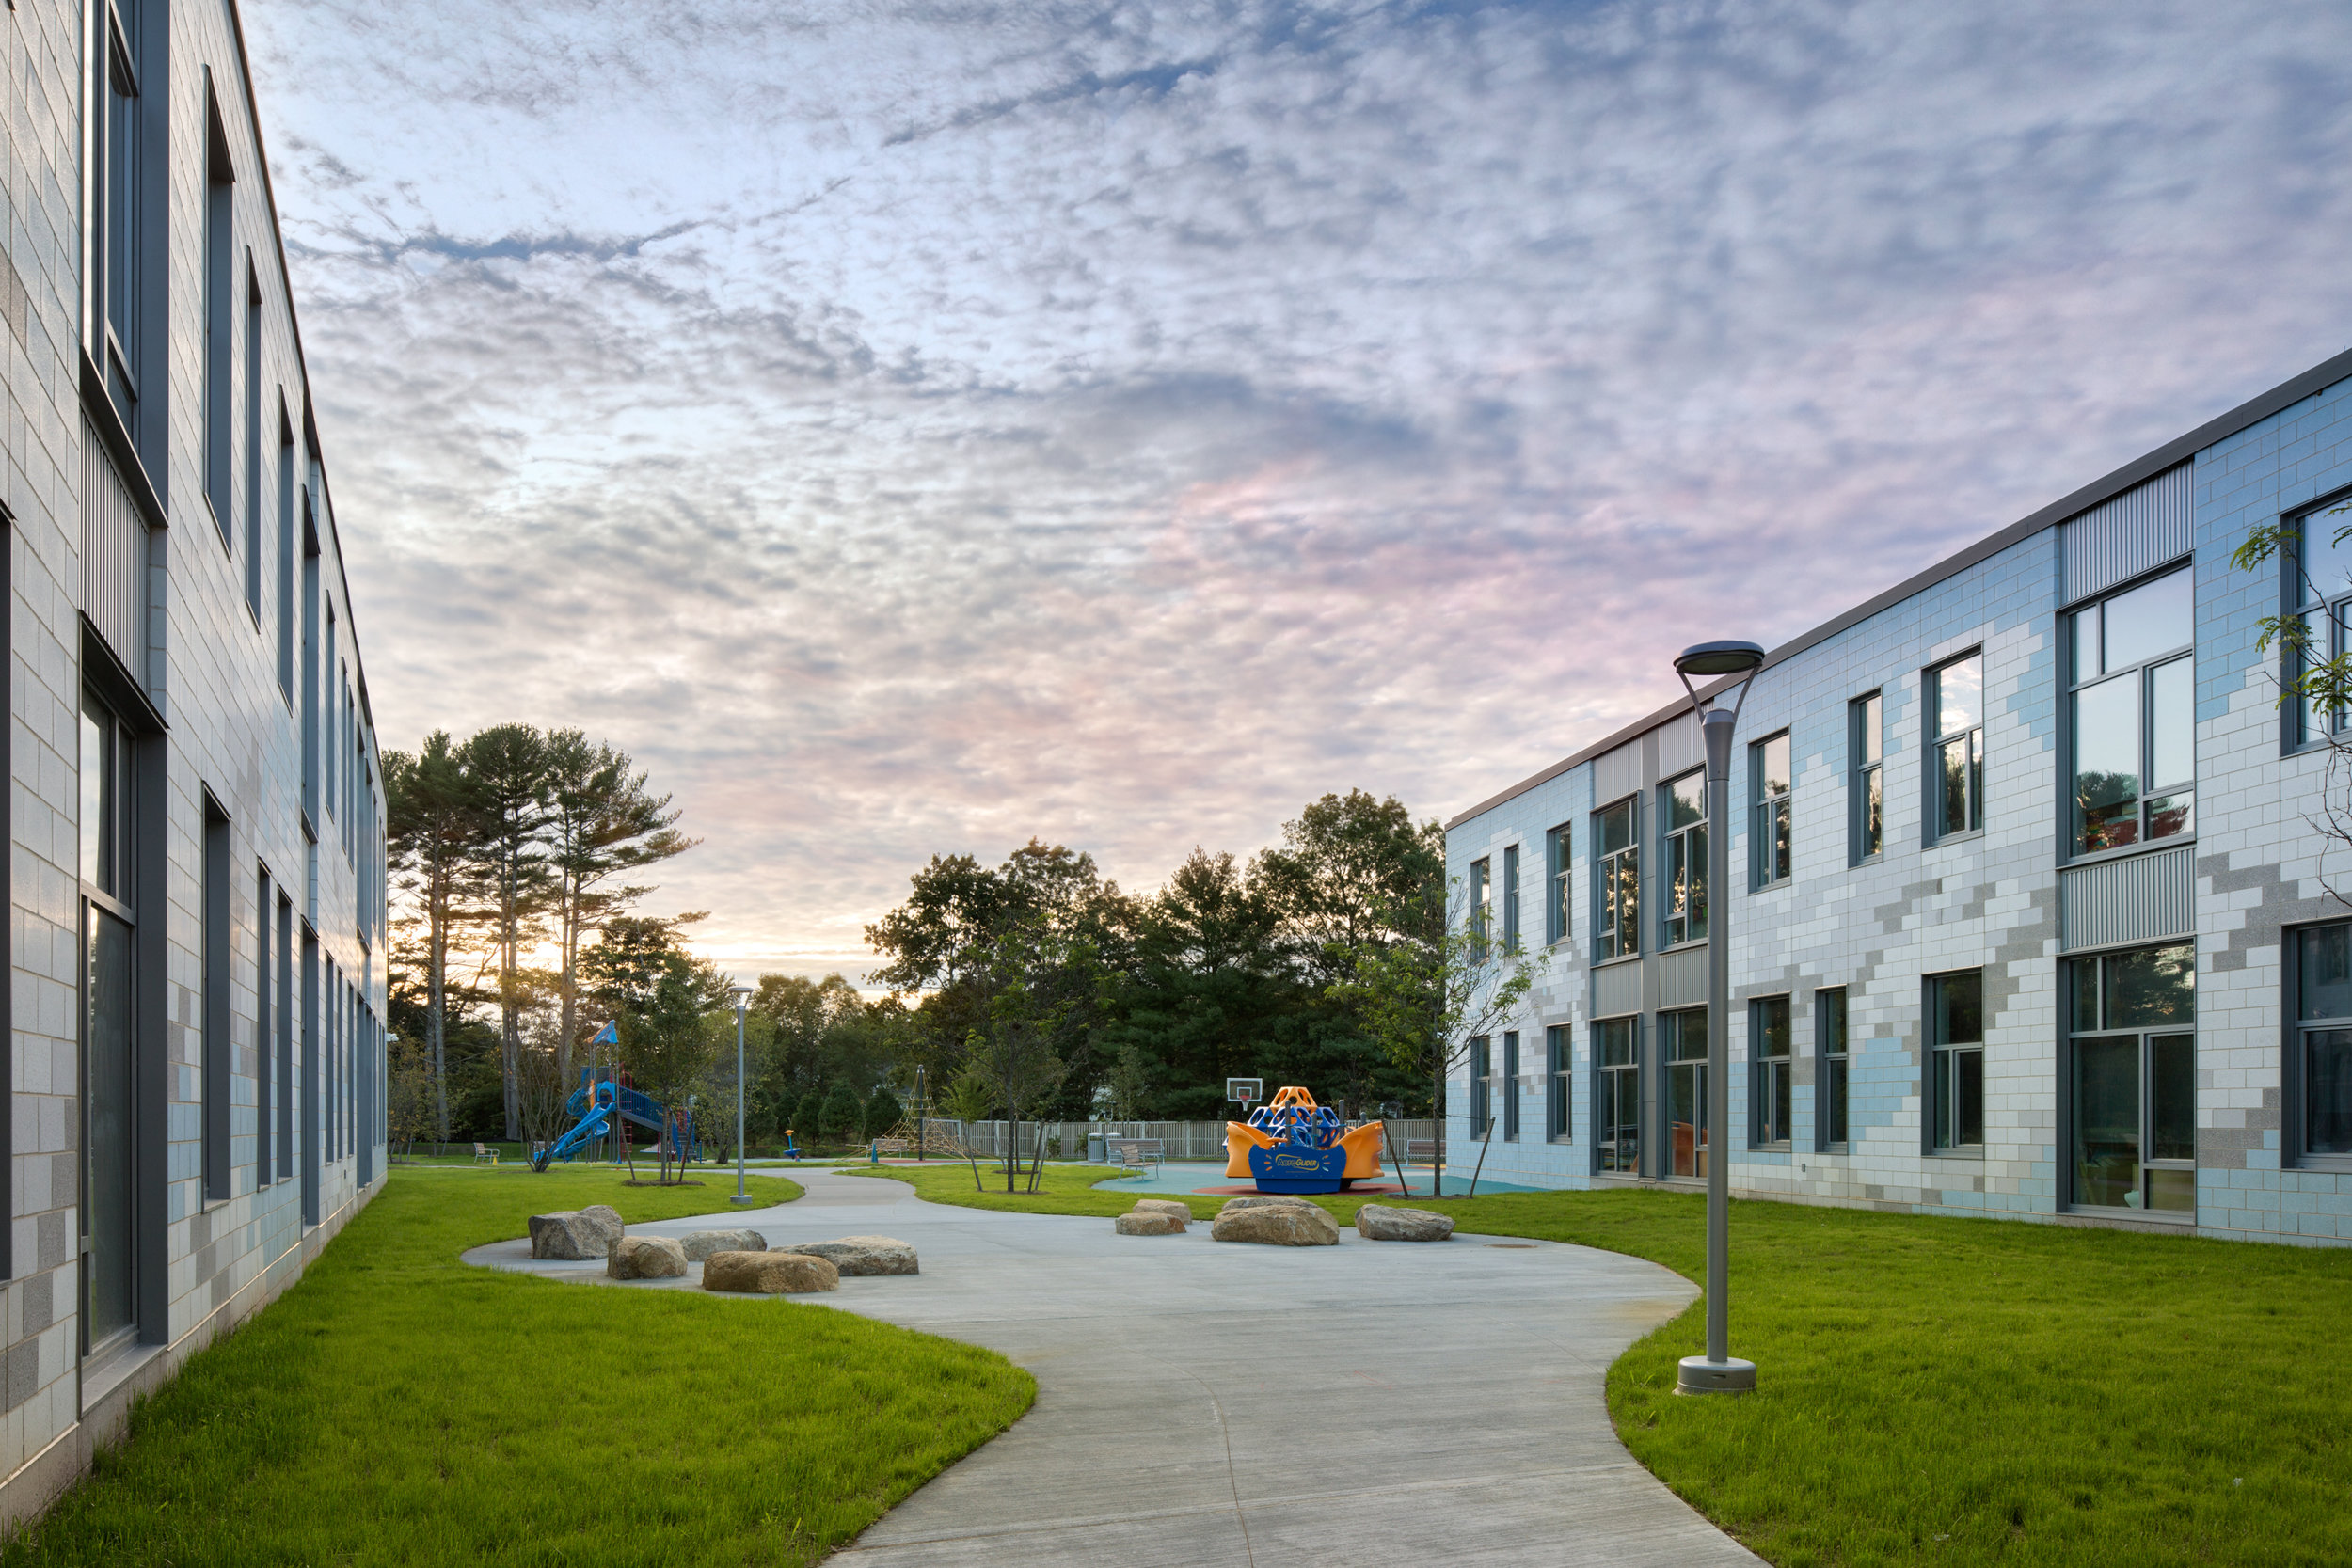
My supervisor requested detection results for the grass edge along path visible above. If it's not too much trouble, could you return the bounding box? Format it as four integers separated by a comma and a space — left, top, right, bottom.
3, 1166, 1035, 1568
850, 1164, 2352, 1567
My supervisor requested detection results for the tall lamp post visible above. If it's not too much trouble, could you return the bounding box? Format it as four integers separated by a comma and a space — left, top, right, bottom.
728, 985, 754, 1206
1672, 638, 1766, 1397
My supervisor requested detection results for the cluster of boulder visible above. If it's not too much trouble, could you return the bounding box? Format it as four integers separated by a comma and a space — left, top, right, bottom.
1106, 1193, 1455, 1245
525, 1205, 916, 1295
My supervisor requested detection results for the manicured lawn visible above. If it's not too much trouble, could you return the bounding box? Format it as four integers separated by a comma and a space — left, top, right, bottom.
863, 1166, 2352, 1566
845, 1160, 1230, 1217
5, 1166, 1034, 1567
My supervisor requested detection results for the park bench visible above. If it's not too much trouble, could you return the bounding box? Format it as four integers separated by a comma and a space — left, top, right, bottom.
1114, 1139, 1164, 1175
1405, 1139, 1436, 1167
873, 1136, 910, 1155
472, 1143, 497, 1165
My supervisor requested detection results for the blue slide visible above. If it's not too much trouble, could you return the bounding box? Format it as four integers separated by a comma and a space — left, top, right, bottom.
531, 1023, 703, 1171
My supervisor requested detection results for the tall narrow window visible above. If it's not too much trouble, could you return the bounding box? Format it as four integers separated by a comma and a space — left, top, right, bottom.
1469, 857, 1490, 961
1661, 770, 1706, 945
1662, 1007, 1708, 1178
1596, 799, 1639, 961
257, 865, 274, 1185
1546, 1024, 1568, 1140
204, 90, 236, 542
98, 0, 146, 431
81, 689, 140, 1352
303, 512, 321, 819
1470, 1036, 1492, 1140
1596, 1018, 1639, 1172
2292, 502, 2352, 744
1817, 987, 1849, 1150
1502, 1031, 1520, 1141
326, 606, 340, 819
2070, 943, 2194, 1212
1850, 692, 1883, 863
1751, 996, 1791, 1146
1751, 732, 1791, 888
278, 413, 296, 702
1545, 824, 1570, 943
1501, 845, 1519, 951
1930, 970, 1984, 1150
278, 892, 295, 1180
1931, 655, 1984, 840
244, 267, 263, 617
2071, 568, 2194, 853
203, 795, 232, 1201
2297, 924, 2352, 1162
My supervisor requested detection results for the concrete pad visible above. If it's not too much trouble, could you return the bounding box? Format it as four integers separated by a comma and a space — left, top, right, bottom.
464, 1169, 1758, 1566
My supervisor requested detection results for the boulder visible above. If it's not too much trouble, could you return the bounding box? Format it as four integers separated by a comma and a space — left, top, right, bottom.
1131, 1198, 1194, 1223
1211, 1203, 1341, 1246
773, 1235, 919, 1276
605, 1235, 689, 1279
529, 1207, 625, 1261
1217, 1194, 1317, 1214
1115, 1212, 1185, 1236
1354, 1203, 1455, 1243
703, 1250, 840, 1294
679, 1228, 768, 1261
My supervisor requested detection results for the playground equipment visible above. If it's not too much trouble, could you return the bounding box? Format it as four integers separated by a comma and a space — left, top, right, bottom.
532, 1065, 704, 1172
1224, 1086, 1386, 1194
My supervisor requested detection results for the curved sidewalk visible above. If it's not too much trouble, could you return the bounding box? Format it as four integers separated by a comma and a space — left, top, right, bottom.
466, 1170, 1758, 1566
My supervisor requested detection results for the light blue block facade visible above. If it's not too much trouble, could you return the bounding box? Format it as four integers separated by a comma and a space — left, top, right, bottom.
1444, 350, 2352, 1247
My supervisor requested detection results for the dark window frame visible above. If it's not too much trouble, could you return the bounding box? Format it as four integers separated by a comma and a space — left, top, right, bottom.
1544, 824, 1570, 944
1470, 1035, 1492, 1143
1661, 1006, 1709, 1180
1750, 994, 1792, 1148
2066, 563, 2195, 859
1468, 857, 1490, 962
1502, 1030, 1520, 1141
1501, 844, 1520, 953
2287, 921, 2352, 1170
1594, 797, 1639, 963
1660, 768, 1707, 947
1926, 969, 1985, 1153
1749, 731, 1792, 890
1594, 1016, 1640, 1175
2065, 942, 2196, 1216
2282, 488, 2352, 753
1926, 652, 1986, 845
1850, 692, 1883, 864
1545, 1023, 1569, 1142
1816, 987, 1849, 1152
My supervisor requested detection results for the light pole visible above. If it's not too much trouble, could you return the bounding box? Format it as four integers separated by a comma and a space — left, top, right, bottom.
728, 985, 754, 1205
1672, 638, 1766, 1397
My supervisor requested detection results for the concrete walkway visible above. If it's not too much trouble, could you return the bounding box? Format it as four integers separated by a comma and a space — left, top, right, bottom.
463, 1170, 1758, 1566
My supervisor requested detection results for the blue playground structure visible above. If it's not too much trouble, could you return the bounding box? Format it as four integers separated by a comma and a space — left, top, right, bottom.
530, 1024, 703, 1172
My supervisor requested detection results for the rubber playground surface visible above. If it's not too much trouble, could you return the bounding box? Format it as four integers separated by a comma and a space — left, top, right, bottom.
1089, 1160, 1547, 1197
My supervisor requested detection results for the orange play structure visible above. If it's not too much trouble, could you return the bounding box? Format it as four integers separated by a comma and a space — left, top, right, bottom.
1224, 1086, 1388, 1193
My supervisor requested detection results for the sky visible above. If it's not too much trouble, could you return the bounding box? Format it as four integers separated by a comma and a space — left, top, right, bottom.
242, 0, 2352, 987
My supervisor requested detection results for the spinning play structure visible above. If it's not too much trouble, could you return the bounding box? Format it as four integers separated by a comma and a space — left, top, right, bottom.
1224, 1087, 1386, 1194
531, 1024, 704, 1171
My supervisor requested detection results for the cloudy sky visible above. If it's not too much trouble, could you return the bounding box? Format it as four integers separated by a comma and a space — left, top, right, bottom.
245, 0, 2352, 985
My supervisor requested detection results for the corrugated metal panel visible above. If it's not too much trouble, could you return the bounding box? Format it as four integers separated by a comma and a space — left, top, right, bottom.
81, 417, 147, 673
1592, 740, 1641, 805
2061, 463, 2190, 603
1659, 944, 1708, 1008
1592, 960, 1642, 1019
1657, 712, 1703, 778
2059, 847, 2194, 951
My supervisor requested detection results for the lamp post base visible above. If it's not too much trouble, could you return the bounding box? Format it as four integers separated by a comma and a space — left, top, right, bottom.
729, 1193, 757, 1205
1676, 1355, 1757, 1396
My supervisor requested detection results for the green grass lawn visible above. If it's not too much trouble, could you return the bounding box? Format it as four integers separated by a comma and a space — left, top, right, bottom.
859, 1164, 2352, 1566
5, 1166, 1034, 1568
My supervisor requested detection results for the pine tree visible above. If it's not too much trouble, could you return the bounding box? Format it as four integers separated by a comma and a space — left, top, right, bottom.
790, 1092, 822, 1148
864, 1085, 903, 1140
819, 1081, 865, 1143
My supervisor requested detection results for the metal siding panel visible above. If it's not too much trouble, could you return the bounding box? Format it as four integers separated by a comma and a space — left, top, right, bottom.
2059, 847, 2194, 950
1592, 742, 1641, 805
1659, 945, 1708, 1008
1657, 712, 1703, 778
2061, 463, 2191, 602
80, 418, 145, 670
1592, 961, 1642, 1019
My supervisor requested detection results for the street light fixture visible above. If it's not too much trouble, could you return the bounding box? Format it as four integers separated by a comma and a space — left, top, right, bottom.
728, 985, 755, 1206
1671, 637, 1766, 1397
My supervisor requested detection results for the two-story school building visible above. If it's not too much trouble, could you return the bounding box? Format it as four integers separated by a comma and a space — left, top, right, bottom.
1446, 346, 2352, 1246
0, 0, 389, 1527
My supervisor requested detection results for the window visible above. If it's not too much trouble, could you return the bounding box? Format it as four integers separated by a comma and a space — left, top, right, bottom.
2070, 943, 2195, 1212
1661, 770, 1706, 945
326, 605, 340, 818
1545, 824, 1570, 943
81, 688, 139, 1352
1501, 845, 1520, 951
1470, 1036, 1492, 1140
1596, 1018, 1639, 1172
2071, 568, 2193, 853
1930, 654, 1984, 840
1469, 857, 1490, 960
2295, 924, 2352, 1163
1751, 996, 1791, 1146
245, 267, 263, 618
257, 865, 274, 1185
2291, 500, 2352, 744
1546, 1024, 1568, 1140
1850, 693, 1883, 863
1662, 1007, 1708, 1177
204, 90, 236, 543
1595, 800, 1638, 960
1502, 1031, 1520, 1141
278, 891, 295, 1180
278, 412, 296, 702
203, 795, 231, 1201
1930, 971, 1984, 1151
97, 0, 147, 431
1751, 732, 1791, 888
1817, 987, 1849, 1150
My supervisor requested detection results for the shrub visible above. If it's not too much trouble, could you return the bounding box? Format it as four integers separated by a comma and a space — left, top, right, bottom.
864, 1085, 904, 1140
819, 1081, 866, 1142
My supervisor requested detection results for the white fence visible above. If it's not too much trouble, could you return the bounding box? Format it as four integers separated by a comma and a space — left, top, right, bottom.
952, 1118, 1438, 1164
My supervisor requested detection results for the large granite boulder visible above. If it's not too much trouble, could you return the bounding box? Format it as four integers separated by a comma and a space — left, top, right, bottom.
1115, 1212, 1185, 1236
528, 1205, 626, 1261
703, 1250, 840, 1294
606, 1235, 689, 1279
773, 1236, 919, 1276
680, 1228, 768, 1261
1131, 1199, 1193, 1223
1211, 1203, 1340, 1246
1354, 1203, 1455, 1242
1217, 1194, 1317, 1214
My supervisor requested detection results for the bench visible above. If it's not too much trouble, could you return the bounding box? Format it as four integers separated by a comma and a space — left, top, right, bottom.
873, 1136, 911, 1155
1404, 1139, 1436, 1167
1113, 1139, 1164, 1175
472, 1142, 497, 1165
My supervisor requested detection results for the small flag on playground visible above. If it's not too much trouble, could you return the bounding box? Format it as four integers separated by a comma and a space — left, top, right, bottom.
590, 1021, 619, 1047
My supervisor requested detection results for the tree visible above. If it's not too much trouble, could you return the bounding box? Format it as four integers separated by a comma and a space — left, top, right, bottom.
384, 732, 481, 1141
1254, 790, 1446, 988
819, 1080, 866, 1144
585, 914, 729, 1183
459, 724, 555, 1140
2236, 500, 2352, 901
966, 923, 1096, 1192
790, 1091, 822, 1147
387, 1032, 438, 1158
864, 1085, 904, 1140
543, 730, 697, 1098
1327, 878, 1547, 1195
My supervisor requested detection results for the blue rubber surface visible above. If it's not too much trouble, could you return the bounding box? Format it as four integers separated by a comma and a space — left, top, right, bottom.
1089, 1162, 1549, 1197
